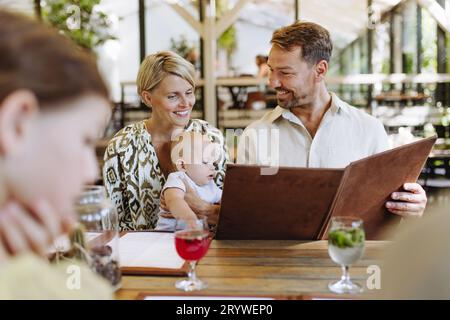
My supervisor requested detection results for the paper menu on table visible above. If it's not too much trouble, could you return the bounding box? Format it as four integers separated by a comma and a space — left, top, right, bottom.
118, 232, 184, 269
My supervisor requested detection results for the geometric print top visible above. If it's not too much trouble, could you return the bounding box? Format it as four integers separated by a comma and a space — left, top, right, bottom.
103, 119, 228, 231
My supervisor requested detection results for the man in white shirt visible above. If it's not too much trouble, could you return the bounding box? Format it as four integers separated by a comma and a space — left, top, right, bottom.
237, 21, 427, 218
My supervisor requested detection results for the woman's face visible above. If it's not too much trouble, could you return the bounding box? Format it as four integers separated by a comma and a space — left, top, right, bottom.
146, 74, 195, 128
6, 94, 110, 219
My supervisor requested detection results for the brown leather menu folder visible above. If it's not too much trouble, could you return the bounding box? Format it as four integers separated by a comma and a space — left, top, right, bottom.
318, 136, 437, 240
215, 136, 436, 240
215, 165, 344, 240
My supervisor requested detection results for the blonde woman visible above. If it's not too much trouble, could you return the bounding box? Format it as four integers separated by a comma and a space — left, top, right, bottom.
103, 51, 228, 231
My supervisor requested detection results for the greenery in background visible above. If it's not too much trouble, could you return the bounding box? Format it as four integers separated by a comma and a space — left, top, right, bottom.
170, 35, 194, 59
421, 8, 437, 73
447, 33, 450, 74
338, 4, 445, 76
360, 35, 368, 74
404, 52, 414, 74
381, 59, 390, 74
402, 1, 417, 74
42, 0, 116, 51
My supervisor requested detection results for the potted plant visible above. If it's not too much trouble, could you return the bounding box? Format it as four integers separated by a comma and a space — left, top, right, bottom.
41, 0, 116, 52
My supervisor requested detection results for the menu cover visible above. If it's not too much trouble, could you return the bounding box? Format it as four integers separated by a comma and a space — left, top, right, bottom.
118, 232, 189, 276
216, 165, 344, 240
216, 136, 436, 240
318, 136, 437, 239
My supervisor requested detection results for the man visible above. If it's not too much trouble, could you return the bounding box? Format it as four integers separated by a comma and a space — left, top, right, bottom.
237, 21, 427, 218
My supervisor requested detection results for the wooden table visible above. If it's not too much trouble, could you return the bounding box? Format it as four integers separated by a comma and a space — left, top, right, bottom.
116, 240, 387, 300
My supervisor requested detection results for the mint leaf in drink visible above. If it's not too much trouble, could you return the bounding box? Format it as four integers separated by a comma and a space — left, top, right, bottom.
329, 228, 365, 248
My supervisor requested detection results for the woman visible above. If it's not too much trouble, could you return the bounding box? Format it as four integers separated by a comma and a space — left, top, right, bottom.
103, 51, 228, 231
0, 10, 112, 298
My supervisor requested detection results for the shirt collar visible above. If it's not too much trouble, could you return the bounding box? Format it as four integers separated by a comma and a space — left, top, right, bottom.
329, 92, 350, 115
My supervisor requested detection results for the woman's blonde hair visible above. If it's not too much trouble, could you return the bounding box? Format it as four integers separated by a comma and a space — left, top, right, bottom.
136, 51, 196, 100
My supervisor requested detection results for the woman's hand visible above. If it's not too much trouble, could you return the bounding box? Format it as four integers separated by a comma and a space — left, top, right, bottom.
0, 199, 75, 263
385, 183, 427, 218
159, 179, 220, 225
181, 178, 220, 225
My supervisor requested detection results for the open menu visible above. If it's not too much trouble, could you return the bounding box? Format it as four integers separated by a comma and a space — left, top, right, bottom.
49, 231, 188, 276
118, 232, 189, 276
216, 136, 437, 240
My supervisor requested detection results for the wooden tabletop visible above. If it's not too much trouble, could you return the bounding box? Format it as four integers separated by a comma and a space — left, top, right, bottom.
115, 240, 387, 300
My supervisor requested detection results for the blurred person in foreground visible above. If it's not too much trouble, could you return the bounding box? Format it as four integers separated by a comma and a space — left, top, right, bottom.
0, 10, 112, 299
379, 202, 450, 299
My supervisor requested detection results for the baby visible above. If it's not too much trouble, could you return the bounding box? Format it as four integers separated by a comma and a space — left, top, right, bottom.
155, 131, 223, 231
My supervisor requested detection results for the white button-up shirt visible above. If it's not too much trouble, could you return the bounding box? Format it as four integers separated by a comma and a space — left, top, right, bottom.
236, 92, 389, 168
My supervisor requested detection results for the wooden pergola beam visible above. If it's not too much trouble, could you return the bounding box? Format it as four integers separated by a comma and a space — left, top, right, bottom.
416, 0, 450, 33
203, 0, 218, 126
216, 0, 249, 38
169, 3, 205, 38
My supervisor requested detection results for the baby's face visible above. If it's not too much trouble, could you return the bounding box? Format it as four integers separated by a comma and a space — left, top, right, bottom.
183, 141, 219, 186
185, 161, 216, 186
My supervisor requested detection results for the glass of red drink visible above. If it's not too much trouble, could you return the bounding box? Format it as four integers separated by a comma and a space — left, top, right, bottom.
174, 217, 211, 291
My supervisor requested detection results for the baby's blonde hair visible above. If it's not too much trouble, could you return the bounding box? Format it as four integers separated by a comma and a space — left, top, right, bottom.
170, 131, 219, 166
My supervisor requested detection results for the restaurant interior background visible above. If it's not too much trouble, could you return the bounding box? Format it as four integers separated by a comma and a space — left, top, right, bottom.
2, 0, 449, 211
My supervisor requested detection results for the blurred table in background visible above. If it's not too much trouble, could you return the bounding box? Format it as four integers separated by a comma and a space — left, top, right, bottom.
375, 92, 429, 106
116, 240, 386, 300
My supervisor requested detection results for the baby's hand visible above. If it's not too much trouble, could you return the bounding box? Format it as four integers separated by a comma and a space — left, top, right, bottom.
159, 193, 169, 211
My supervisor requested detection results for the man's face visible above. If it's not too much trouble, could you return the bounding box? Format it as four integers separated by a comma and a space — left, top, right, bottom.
267, 45, 317, 109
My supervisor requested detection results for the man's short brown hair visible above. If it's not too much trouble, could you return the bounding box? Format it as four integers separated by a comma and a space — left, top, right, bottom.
271, 21, 333, 65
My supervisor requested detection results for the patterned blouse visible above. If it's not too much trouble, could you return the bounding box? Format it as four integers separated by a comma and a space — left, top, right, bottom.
103, 119, 228, 231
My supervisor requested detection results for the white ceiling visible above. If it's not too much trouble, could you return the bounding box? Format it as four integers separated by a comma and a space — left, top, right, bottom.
242, 0, 403, 49
298, 0, 402, 49
0, 0, 403, 49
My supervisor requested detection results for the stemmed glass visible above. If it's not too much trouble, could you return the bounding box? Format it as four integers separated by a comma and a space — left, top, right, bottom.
174, 217, 211, 291
327, 217, 365, 294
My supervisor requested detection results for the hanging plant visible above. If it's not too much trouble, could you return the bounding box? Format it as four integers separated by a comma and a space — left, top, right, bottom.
170, 35, 195, 60
42, 0, 116, 51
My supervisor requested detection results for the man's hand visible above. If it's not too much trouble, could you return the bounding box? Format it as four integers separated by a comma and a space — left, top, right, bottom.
0, 199, 75, 263
386, 183, 427, 218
